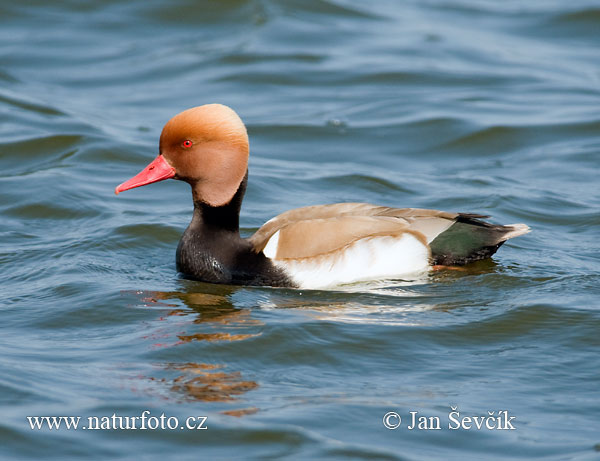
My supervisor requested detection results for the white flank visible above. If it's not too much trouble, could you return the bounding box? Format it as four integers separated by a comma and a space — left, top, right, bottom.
271, 234, 430, 289
262, 230, 280, 258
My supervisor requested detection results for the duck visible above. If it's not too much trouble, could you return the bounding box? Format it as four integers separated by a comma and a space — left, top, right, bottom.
115, 104, 530, 289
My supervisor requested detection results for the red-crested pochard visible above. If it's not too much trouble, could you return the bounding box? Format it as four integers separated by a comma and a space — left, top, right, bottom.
115, 104, 530, 289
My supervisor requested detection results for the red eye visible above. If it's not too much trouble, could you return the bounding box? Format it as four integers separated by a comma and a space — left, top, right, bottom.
182, 140, 193, 148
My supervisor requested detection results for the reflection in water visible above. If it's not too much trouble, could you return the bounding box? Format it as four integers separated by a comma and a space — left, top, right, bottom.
128, 263, 498, 407
168, 363, 259, 403
258, 297, 435, 326
221, 407, 259, 417
126, 286, 261, 414
177, 332, 259, 342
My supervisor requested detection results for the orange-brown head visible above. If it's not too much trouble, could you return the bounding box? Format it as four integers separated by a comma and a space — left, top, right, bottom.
115, 104, 249, 207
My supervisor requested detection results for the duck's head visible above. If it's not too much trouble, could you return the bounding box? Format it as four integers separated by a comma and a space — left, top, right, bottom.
115, 104, 249, 207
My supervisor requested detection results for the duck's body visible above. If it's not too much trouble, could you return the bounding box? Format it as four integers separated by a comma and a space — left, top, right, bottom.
116, 104, 530, 289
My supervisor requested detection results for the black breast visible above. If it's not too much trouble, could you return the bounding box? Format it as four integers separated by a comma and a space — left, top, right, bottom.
176, 230, 294, 287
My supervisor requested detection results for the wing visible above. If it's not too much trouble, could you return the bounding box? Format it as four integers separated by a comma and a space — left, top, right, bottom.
249, 202, 529, 265
248, 203, 461, 260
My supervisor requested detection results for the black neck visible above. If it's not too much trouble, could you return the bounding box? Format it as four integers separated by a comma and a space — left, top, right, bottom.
190, 171, 247, 234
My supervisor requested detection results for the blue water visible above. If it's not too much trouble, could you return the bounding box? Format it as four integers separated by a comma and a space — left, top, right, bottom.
1, 1, 599, 459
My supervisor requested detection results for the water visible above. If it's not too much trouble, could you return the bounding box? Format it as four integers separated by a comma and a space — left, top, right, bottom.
1, 0, 599, 459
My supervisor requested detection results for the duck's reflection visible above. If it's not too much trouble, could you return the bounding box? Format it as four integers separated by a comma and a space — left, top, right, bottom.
126, 282, 261, 415
127, 261, 499, 412
168, 363, 258, 403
